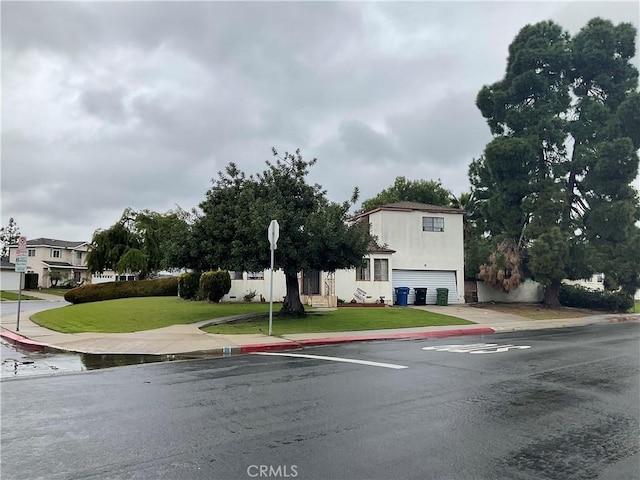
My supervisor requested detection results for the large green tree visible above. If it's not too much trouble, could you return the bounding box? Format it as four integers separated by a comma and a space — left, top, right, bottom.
471, 18, 639, 307
87, 208, 191, 279
359, 176, 452, 213
0, 217, 20, 257
193, 148, 371, 316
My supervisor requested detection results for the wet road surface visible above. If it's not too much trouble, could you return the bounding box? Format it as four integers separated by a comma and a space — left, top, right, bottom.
1, 322, 638, 480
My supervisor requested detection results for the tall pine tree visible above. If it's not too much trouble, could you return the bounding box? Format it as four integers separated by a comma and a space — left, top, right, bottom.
471, 18, 639, 306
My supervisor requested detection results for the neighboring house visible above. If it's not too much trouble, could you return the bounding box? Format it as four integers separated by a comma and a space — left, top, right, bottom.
564, 273, 605, 291
565, 274, 640, 301
0, 256, 23, 290
223, 201, 465, 305
7, 238, 91, 288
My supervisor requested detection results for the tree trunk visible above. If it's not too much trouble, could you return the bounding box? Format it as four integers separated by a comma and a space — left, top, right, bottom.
542, 282, 562, 309
279, 271, 306, 317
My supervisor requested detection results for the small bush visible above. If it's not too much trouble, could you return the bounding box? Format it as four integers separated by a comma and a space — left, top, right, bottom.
559, 284, 634, 313
178, 271, 202, 300
64, 277, 178, 304
243, 290, 257, 302
200, 270, 232, 303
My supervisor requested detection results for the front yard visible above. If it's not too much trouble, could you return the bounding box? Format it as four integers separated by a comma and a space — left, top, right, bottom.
30, 297, 471, 334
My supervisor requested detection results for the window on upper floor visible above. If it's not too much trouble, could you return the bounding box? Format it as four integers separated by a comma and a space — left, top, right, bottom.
28, 249, 36, 257
51, 249, 61, 258
230, 271, 244, 280
247, 272, 264, 280
374, 259, 388, 281
356, 259, 370, 281
422, 216, 444, 232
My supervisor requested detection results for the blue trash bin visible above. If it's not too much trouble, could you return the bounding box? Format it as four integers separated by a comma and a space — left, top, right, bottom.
395, 287, 410, 307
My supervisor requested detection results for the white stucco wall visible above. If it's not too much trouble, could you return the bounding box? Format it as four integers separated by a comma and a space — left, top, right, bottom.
0, 270, 23, 290
334, 267, 394, 304
224, 270, 288, 302
369, 209, 465, 303
477, 280, 544, 303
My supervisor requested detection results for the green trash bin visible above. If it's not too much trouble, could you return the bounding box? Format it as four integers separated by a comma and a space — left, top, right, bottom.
436, 288, 449, 306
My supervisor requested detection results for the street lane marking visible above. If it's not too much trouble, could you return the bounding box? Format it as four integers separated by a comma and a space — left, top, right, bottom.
253, 352, 409, 369
422, 343, 531, 354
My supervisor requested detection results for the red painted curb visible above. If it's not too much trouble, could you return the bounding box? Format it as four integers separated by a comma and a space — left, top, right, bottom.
0, 330, 48, 352
241, 342, 302, 354
241, 327, 495, 353
296, 327, 496, 347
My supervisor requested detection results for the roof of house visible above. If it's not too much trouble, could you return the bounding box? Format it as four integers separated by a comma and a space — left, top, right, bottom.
41, 261, 87, 269
18, 238, 89, 249
0, 256, 15, 269
352, 201, 464, 221
368, 241, 396, 254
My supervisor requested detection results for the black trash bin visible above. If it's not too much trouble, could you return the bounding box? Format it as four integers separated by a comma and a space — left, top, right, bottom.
436, 288, 449, 306
414, 288, 427, 305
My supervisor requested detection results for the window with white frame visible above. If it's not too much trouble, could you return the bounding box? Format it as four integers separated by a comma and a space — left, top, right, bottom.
374, 259, 388, 281
231, 271, 243, 280
247, 271, 264, 280
422, 216, 444, 232
51, 249, 61, 258
356, 259, 370, 281
28, 249, 36, 257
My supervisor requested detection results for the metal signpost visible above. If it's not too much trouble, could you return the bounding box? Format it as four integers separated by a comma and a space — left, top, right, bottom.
267, 220, 279, 336
15, 236, 28, 331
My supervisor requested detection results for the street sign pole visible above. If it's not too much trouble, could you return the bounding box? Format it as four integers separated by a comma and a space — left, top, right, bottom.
269, 245, 275, 336
267, 220, 280, 336
16, 273, 24, 332
15, 236, 28, 332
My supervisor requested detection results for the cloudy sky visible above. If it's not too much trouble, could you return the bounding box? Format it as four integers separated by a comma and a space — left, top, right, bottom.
2, 1, 638, 242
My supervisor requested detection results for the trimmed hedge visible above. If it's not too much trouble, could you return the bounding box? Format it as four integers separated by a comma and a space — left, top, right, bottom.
200, 270, 231, 303
64, 277, 179, 304
178, 271, 202, 300
559, 284, 634, 313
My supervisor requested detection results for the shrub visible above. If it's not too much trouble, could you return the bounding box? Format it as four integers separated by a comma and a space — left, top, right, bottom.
559, 284, 634, 313
178, 271, 202, 300
243, 290, 257, 302
64, 277, 178, 304
200, 270, 231, 303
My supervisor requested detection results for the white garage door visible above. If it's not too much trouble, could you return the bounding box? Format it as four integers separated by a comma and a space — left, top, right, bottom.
0, 270, 22, 291
392, 270, 458, 304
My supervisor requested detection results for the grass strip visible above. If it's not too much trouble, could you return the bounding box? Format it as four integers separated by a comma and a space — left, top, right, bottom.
0, 291, 42, 301
31, 297, 272, 333
203, 307, 473, 335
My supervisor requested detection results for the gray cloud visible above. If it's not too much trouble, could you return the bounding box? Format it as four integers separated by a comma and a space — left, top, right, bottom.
1, 1, 638, 240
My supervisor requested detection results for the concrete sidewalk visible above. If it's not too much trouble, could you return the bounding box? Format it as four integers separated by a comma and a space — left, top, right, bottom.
1, 295, 638, 356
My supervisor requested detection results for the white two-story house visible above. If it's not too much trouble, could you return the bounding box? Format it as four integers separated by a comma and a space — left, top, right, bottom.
223, 201, 465, 305
8, 238, 92, 288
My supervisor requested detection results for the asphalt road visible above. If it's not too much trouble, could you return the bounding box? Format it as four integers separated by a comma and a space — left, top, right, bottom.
1, 322, 638, 480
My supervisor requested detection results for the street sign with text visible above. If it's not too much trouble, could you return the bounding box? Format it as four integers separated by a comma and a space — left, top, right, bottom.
15, 236, 27, 273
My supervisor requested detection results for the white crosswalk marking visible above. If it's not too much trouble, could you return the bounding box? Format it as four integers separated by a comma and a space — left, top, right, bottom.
422, 343, 531, 354
253, 352, 409, 369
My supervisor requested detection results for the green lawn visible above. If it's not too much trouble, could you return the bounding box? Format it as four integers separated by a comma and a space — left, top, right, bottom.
32, 297, 272, 333
0, 291, 42, 301
203, 307, 473, 335
36, 288, 70, 297
30, 297, 473, 334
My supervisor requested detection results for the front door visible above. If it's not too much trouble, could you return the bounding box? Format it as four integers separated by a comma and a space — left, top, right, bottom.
302, 270, 321, 295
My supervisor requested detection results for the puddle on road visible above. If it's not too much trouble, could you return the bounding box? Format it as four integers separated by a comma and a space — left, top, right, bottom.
0, 340, 206, 378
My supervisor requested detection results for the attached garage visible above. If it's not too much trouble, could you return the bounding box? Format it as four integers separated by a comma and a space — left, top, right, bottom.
392, 269, 458, 305
1, 267, 22, 291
